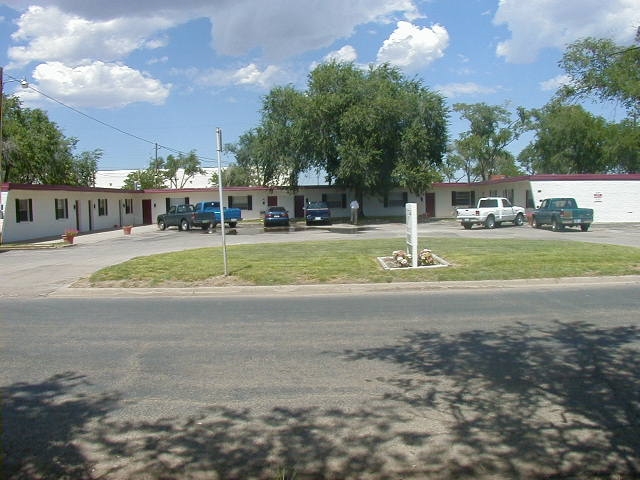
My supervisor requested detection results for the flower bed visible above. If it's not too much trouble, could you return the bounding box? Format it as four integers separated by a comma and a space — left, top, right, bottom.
61, 229, 79, 244
377, 248, 449, 270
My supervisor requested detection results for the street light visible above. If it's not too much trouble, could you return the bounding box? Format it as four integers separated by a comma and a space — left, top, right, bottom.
0, 66, 29, 183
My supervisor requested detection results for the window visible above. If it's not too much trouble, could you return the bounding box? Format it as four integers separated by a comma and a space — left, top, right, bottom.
502, 189, 514, 203
321, 193, 347, 208
124, 198, 133, 214
15, 198, 33, 222
55, 198, 69, 219
478, 198, 498, 208
384, 191, 408, 208
451, 191, 475, 206
228, 195, 252, 210
98, 198, 108, 216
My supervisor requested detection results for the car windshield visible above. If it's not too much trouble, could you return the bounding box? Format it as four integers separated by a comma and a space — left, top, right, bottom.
308, 202, 328, 209
268, 206, 286, 213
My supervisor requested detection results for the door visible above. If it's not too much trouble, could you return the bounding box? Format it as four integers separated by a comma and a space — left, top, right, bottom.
75, 200, 80, 231
267, 196, 278, 207
425, 193, 435, 218
142, 199, 152, 225
294, 195, 305, 218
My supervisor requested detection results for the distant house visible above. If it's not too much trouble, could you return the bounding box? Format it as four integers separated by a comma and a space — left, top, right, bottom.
1, 174, 639, 243
94, 168, 219, 189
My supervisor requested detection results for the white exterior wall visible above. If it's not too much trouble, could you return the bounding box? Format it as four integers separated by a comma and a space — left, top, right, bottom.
472, 180, 532, 210
2, 187, 138, 243
2, 176, 638, 243
530, 180, 639, 223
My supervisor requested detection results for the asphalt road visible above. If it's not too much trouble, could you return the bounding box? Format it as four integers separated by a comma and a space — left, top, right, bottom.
2, 285, 639, 479
2, 220, 640, 478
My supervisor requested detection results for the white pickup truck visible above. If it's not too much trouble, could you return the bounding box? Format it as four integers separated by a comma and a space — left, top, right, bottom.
456, 197, 526, 229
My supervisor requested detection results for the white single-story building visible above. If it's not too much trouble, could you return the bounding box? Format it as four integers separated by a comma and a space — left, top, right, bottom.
1, 173, 638, 243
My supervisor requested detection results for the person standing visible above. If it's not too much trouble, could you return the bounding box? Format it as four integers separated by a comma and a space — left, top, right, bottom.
350, 199, 359, 224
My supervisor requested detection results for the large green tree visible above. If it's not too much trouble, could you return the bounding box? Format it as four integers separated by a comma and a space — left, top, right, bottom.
164, 151, 205, 189
1, 95, 99, 185
447, 103, 527, 182
553, 34, 640, 173
519, 102, 609, 174
307, 62, 448, 200
122, 168, 167, 190
123, 151, 205, 189
232, 62, 449, 204
559, 36, 640, 117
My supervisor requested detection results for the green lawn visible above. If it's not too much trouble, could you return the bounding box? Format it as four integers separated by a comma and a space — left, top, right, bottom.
87, 237, 640, 287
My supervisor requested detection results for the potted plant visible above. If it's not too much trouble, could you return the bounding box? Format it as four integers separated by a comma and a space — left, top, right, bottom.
123, 225, 133, 235
62, 229, 79, 244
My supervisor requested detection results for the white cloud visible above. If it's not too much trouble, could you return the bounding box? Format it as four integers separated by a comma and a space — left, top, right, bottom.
376, 21, 449, 71
18, 61, 171, 108
2, 1, 432, 110
8, 6, 173, 67
5, 1, 422, 62
210, 0, 421, 60
195, 64, 284, 89
324, 45, 359, 63
494, 0, 640, 63
435, 82, 499, 99
539, 74, 571, 92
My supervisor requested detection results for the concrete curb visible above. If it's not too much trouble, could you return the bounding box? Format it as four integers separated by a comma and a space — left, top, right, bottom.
51, 275, 640, 298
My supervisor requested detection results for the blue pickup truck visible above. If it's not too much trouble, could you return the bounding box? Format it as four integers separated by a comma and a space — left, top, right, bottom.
157, 202, 242, 231
531, 198, 594, 232
191, 201, 242, 229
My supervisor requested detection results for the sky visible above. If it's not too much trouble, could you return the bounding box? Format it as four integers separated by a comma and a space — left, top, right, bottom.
1, 0, 639, 175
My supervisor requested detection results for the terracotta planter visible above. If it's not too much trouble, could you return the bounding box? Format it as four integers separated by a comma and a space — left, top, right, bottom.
123, 225, 133, 235
62, 234, 75, 244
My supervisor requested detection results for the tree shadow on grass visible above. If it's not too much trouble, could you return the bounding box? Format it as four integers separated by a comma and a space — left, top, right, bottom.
343, 320, 640, 478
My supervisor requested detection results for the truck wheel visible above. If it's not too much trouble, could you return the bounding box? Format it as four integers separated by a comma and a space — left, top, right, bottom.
580, 224, 590, 232
180, 219, 190, 231
158, 220, 166, 231
531, 216, 540, 229
228, 222, 237, 228
463, 224, 472, 230
484, 215, 495, 229
514, 213, 524, 226
551, 217, 563, 232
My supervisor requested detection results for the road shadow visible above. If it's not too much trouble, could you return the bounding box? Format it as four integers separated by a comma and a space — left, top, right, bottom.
1, 372, 120, 479
2, 321, 639, 479
343, 320, 640, 478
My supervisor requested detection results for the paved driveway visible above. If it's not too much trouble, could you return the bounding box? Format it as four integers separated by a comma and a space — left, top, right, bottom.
1, 220, 638, 298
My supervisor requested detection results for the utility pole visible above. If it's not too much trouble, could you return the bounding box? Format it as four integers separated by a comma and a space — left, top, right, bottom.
216, 127, 228, 276
1, 66, 5, 184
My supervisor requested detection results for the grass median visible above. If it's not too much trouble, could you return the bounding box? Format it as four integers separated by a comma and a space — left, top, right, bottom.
86, 237, 640, 287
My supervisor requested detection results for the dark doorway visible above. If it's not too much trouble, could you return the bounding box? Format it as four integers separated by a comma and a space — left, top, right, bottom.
142, 199, 152, 225
294, 195, 305, 218
425, 192, 435, 218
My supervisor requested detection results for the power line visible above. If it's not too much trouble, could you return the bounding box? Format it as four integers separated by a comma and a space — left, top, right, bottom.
6, 73, 222, 165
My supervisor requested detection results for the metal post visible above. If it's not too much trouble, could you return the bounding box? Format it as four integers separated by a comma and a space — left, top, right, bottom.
1, 66, 4, 184
406, 203, 418, 268
216, 127, 228, 276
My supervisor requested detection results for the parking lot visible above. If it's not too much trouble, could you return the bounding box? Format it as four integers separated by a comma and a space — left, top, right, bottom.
1, 219, 638, 298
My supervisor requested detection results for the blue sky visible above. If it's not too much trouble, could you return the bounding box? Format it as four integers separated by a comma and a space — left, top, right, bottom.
1, 0, 638, 174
